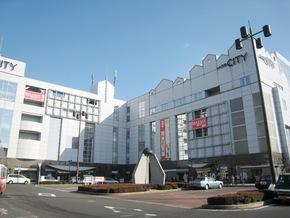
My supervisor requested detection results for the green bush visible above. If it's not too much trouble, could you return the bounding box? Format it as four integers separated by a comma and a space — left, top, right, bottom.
166, 182, 178, 189
78, 184, 151, 194
207, 190, 274, 205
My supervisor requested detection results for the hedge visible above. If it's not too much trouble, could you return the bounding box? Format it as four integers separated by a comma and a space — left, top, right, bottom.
78, 182, 180, 194
207, 190, 275, 205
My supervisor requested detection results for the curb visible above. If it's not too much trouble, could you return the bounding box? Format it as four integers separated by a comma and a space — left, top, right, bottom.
201, 200, 273, 210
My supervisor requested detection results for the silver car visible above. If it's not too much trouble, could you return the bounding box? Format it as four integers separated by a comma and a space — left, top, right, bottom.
189, 177, 223, 190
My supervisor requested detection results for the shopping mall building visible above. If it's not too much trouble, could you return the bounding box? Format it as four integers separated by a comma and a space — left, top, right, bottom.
0, 37, 290, 182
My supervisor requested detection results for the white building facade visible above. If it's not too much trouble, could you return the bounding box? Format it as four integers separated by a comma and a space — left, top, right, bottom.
0, 55, 125, 176
124, 39, 290, 181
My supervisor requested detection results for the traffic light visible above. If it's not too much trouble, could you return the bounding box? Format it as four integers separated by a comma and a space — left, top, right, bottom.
235, 38, 243, 50
263, 25, 272, 37
256, 38, 263, 49
240, 26, 249, 38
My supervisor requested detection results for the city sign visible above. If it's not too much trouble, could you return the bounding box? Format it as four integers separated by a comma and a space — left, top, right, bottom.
0, 59, 17, 71
217, 53, 247, 70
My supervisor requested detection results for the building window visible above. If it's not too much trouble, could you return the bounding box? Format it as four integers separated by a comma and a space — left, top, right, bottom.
83, 123, 95, 163
150, 121, 156, 151
176, 114, 188, 160
113, 106, 119, 121
173, 97, 185, 107
138, 101, 145, 118
112, 127, 118, 164
126, 106, 130, 122
193, 108, 208, 138
205, 86, 220, 97
194, 91, 205, 101
240, 75, 250, 86
0, 108, 13, 148
0, 79, 17, 102
149, 107, 157, 115
138, 124, 145, 155
126, 128, 130, 164
161, 103, 168, 111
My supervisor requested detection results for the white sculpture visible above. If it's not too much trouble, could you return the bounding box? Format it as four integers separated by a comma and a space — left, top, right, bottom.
133, 148, 165, 185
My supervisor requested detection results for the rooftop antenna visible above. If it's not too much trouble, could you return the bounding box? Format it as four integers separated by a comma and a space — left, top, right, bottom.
113, 70, 117, 98
91, 73, 94, 89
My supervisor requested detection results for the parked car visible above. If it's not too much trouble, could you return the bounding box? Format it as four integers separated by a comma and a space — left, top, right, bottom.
70, 176, 83, 184
274, 173, 290, 200
103, 177, 119, 184
255, 175, 272, 190
7, 174, 31, 184
189, 177, 223, 190
40, 175, 58, 182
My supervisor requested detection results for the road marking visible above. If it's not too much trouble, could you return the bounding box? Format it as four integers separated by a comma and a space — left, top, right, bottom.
145, 214, 157, 217
16, 216, 38, 218
38, 193, 56, 197
133, 209, 143, 211
0, 208, 8, 215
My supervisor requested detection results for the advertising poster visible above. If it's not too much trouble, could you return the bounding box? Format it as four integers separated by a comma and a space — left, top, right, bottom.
160, 118, 170, 160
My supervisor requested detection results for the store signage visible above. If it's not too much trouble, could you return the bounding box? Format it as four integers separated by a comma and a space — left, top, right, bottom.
258, 55, 275, 69
0, 59, 17, 71
24, 90, 45, 102
192, 117, 207, 130
217, 53, 247, 70
160, 119, 170, 160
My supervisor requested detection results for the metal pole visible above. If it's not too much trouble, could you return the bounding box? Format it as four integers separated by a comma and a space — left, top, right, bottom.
76, 113, 82, 184
248, 25, 276, 183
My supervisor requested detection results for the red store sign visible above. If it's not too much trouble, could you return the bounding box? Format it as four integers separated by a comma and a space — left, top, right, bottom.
192, 117, 207, 130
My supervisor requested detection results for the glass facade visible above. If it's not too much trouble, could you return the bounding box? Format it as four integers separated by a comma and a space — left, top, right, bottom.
0, 108, 13, 148
176, 114, 188, 160
138, 101, 145, 118
0, 79, 17, 102
112, 127, 118, 164
138, 124, 145, 155
83, 123, 95, 163
46, 89, 100, 123
150, 121, 156, 152
126, 128, 130, 164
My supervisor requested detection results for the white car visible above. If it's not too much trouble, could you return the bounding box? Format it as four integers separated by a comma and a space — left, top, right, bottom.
7, 174, 31, 184
40, 175, 59, 182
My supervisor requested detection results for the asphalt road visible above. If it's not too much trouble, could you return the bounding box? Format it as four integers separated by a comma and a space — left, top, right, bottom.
0, 184, 289, 218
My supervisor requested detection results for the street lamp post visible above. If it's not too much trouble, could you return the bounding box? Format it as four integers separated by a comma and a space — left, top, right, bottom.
235, 23, 276, 183
75, 110, 87, 184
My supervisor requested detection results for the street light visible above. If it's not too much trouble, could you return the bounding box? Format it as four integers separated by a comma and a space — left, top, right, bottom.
74, 110, 88, 184
234, 23, 276, 184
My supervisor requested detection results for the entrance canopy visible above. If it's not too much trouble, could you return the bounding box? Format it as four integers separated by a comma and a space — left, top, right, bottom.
47, 164, 95, 172
188, 163, 209, 168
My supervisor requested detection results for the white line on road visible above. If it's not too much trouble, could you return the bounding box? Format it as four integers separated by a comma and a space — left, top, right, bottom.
145, 214, 157, 217
38, 193, 56, 197
133, 209, 143, 211
0, 208, 8, 215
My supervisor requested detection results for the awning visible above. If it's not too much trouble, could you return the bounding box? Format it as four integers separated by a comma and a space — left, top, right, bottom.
240, 164, 270, 169
188, 163, 209, 168
47, 164, 95, 172
164, 169, 189, 173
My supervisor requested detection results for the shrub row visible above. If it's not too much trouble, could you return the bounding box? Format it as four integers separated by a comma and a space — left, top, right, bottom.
78, 182, 180, 193
78, 184, 151, 193
207, 190, 275, 205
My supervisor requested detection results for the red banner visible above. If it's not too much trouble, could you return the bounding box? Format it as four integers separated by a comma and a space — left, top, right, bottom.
24, 90, 45, 102
192, 117, 207, 130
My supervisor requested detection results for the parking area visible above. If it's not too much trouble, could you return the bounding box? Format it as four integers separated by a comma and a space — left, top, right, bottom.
112, 186, 256, 209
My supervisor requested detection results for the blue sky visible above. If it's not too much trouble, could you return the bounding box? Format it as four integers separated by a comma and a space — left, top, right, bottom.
0, 0, 289, 100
